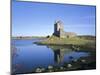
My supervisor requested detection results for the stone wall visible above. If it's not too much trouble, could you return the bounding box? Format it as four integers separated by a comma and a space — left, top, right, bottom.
53, 20, 77, 38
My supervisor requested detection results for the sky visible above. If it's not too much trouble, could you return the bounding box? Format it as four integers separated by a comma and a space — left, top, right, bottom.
12, 0, 96, 36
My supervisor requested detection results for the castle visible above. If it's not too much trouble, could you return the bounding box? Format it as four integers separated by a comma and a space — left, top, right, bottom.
53, 20, 77, 38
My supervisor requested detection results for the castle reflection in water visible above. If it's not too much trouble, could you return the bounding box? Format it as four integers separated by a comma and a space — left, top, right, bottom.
48, 46, 73, 64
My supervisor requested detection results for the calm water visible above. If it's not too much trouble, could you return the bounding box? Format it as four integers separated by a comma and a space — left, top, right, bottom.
12, 39, 90, 74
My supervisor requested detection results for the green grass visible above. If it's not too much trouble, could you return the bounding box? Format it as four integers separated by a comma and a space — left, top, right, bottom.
35, 35, 96, 50
37, 35, 95, 45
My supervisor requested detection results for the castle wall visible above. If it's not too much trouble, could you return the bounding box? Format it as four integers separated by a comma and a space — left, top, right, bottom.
53, 20, 77, 38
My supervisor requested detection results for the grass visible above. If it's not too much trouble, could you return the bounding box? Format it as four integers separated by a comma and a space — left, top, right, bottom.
35, 35, 96, 49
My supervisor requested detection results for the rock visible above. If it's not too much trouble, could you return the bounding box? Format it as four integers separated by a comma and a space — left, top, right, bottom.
73, 59, 78, 62
35, 68, 42, 73
81, 59, 86, 63
60, 66, 64, 70
67, 64, 72, 68
48, 65, 53, 69
41, 68, 45, 71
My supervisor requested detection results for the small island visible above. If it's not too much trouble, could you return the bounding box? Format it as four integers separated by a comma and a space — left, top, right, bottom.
34, 20, 96, 51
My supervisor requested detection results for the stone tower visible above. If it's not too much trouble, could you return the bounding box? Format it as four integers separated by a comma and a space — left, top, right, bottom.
53, 20, 77, 38
53, 20, 64, 37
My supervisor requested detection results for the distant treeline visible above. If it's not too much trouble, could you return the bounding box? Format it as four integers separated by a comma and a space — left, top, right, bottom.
12, 35, 96, 40
12, 36, 46, 39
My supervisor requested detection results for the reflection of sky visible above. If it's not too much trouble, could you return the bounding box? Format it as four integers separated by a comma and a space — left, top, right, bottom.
12, 0, 96, 36
12, 39, 90, 74
12, 39, 54, 73
64, 51, 89, 63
